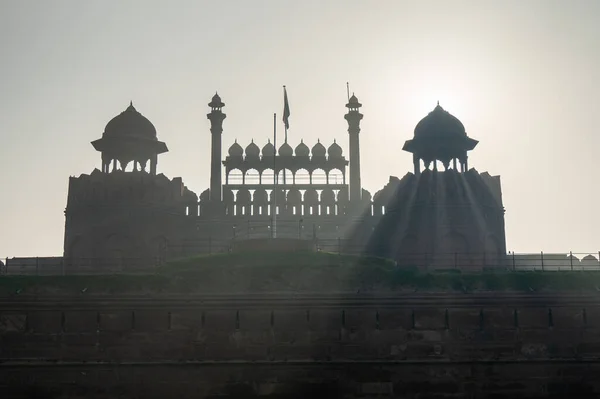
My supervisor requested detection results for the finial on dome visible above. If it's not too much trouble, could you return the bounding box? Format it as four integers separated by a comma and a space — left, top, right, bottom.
334, 139, 336, 143
130, 100, 133, 106
318, 138, 320, 143
268, 139, 270, 143
437, 100, 440, 106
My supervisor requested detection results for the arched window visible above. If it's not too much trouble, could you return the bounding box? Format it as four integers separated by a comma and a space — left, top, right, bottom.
295, 168, 310, 185
228, 169, 243, 185
245, 169, 260, 185
277, 169, 293, 185
329, 168, 344, 185
312, 168, 327, 185
261, 168, 274, 185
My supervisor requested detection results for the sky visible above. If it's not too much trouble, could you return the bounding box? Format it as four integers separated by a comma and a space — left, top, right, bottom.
1, 0, 599, 257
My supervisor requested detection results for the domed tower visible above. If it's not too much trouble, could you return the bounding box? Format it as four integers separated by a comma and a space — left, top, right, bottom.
65, 102, 198, 270
354, 102, 506, 270
402, 103, 478, 174
91, 102, 168, 175
344, 94, 363, 202
207, 93, 227, 202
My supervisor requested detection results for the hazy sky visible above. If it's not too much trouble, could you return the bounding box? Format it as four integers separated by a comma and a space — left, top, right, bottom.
1, 0, 599, 256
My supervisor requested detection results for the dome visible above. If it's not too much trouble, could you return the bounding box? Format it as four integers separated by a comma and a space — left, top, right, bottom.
279, 142, 293, 156
103, 102, 157, 140
245, 140, 260, 158
228, 140, 243, 157
295, 140, 310, 157
414, 103, 466, 139
208, 92, 224, 108
327, 140, 343, 158
346, 94, 362, 109
200, 189, 210, 201
311, 140, 326, 157
262, 140, 275, 157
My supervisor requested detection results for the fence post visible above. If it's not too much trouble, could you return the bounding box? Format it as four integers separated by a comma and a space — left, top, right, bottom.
570, 251, 573, 271
512, 251, 516, 271
541, 251, 544, 272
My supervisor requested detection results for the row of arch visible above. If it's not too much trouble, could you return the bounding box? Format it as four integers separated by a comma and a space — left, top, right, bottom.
225, 168, 345, 185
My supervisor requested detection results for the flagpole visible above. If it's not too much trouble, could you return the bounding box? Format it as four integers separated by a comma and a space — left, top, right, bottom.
282, 85, 289, 188
272, 112, 277, 239
346, 82, 350, 101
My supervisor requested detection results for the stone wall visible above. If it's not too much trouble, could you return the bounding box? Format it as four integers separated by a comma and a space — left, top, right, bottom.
2, 294, 600, 397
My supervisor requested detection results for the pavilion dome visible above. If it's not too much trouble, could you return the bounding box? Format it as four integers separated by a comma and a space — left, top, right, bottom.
228, 140, 243, 157
414, 103, 466, 139
311, 140, 326, 157
208, 92, 224, 108
245, 140, 260, 158
295, 140, 310, 157
346, 94, 362, 108
279, 142, 293, 156
327, 140, 343, 158
103, 102, 157, 140
262, 140, 274, 157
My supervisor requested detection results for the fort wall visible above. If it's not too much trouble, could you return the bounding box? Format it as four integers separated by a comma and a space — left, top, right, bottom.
2, 294, 600, 397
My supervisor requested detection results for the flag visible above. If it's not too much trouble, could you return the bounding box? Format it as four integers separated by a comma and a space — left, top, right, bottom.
283, 86, 290, 130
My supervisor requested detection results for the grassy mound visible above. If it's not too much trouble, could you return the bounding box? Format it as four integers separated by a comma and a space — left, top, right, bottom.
1, 251, 600, 295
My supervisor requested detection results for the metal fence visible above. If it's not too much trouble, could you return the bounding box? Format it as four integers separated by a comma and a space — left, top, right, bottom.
2, 241, 600, 276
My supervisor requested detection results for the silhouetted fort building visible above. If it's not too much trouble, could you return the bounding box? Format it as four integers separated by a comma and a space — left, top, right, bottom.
63, 93, 506, 270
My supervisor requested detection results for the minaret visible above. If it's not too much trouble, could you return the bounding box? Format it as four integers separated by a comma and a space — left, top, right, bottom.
207, 93, 226, 202
344, 93, 363, 203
